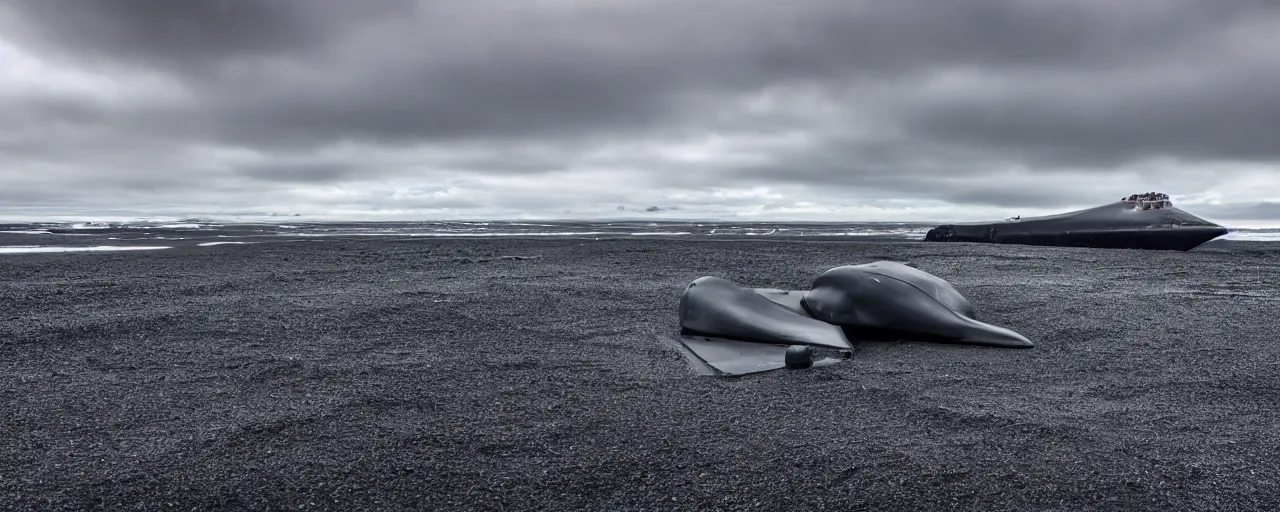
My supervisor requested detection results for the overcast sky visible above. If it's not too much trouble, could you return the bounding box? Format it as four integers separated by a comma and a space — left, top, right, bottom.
2, 0, 1278, 225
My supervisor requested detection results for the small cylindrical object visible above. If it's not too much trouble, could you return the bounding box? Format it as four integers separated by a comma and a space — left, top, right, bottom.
785, 345, 813, 369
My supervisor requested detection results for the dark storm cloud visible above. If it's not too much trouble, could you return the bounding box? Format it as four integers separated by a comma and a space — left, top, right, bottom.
903, 66, 1280, 165
2, 0, 1278, 215
2, 0, 418, 69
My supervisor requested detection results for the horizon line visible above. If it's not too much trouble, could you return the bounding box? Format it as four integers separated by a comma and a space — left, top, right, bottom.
2, 216, 1277, 230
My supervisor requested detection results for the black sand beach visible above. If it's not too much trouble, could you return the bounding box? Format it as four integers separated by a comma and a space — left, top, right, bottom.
3, 237, 1279, 510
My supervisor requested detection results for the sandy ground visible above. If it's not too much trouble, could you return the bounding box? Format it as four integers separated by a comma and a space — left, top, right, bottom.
2, 237, 1279, 511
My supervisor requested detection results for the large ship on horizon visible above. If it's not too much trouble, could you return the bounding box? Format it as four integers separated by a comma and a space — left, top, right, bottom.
923, 192, 1230, 251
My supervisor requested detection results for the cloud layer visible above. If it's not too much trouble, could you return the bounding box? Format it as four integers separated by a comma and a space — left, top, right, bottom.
2, 0, 1278, 223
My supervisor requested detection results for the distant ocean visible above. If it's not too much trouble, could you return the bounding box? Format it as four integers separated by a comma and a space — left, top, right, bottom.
1, 220, 1277, 254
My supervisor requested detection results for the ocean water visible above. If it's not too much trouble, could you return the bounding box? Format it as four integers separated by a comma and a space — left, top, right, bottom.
0, 219, 1275, 254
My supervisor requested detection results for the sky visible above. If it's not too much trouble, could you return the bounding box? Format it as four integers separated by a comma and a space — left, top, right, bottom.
2, 0, 1279, 226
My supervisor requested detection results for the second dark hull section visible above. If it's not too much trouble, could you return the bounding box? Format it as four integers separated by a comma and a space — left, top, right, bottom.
925, 225, 1229, 251
923, 200, 1230, 251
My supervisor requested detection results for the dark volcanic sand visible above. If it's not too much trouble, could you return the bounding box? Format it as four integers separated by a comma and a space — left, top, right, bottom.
2, 238, 1279, 511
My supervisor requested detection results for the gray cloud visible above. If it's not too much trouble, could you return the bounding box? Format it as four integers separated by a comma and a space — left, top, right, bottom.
2, 0, 417, 69
235, 161, 364, 183
1, 0, 1279, 220
1194, 201, 1280, 221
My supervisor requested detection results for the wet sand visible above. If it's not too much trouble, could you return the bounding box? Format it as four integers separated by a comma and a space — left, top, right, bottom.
2, 237, 1278, 510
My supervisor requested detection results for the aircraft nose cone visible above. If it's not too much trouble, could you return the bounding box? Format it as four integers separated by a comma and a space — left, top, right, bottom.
956, 317, 1035, 348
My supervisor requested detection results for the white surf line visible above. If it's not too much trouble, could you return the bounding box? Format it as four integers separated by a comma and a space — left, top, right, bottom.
197, 241, 254, 246
1223, 232, 1280, 242
403, 231, 615, 237
286, 231, 619, 237
0, 245, 173, 254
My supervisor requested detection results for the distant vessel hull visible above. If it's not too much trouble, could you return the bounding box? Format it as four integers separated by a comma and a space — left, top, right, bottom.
924, 200, 1229, 251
